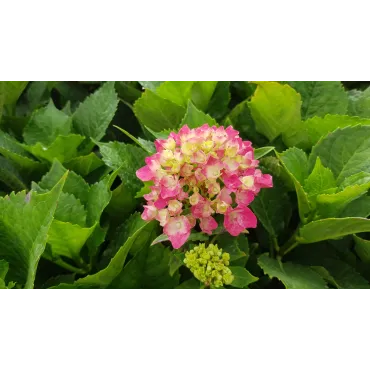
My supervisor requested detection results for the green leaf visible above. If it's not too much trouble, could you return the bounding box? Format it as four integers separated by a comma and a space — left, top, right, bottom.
287, 81, 348, 119
0, 260, 12, 289
278, 147, 308, 184
340, 172, 370, 188
176, 278, 200, 289
315, 258, 370, 289
47, 220, 95, 260
207, 81, 230, 120
309, 125, 370, 184
354, 235, 370, 263
37, 160, 90, 204
254, 146, 274, 159
0, 156, 27, 191
229, 266, 258, 288
258, 254, 327, 289
251, 183, 292, 237
0, 173, 66, 288
25, 134, 85, 163
98, 141, 146, 201
156, 81, 195, 108
169, 251, 185, 277
55, 220, 157, 288
73, 81, 118, 140
0, 81, 28, 106
134, 89, 185, 132
190, 81, 218, 111
307, 115, 370, 148
114, 82, 142, 103
111, 242, 179, 289
217, 234, 248, 261
340, 195, 370, 218
348, 87, 370, 118
113, 125, 155, 154
86, 169, 118, 226
135, 181, 153, 199
54, 192, 86, 227
138, 81, 163, 91
227, 100, 267, 145
64, 152, 104, 177
303, 157, 337, 199
298, 217, 370, 244
23, 100, 72, 145
180, 100, 217, 129
277, 148, 311, 220
0, 130, 43, 173
248, 81, 302, 142
316, 183, 370, 218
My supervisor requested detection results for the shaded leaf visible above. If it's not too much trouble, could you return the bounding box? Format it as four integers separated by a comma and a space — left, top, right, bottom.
229, 266, 258, 288
258, 254, 327, 289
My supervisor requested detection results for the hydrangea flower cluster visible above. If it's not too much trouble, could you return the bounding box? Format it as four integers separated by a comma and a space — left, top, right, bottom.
136, 124, 273, 249
184, 243, 233, 288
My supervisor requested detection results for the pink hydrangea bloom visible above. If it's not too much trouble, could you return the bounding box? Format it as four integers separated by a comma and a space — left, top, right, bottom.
136, 123, 273, 249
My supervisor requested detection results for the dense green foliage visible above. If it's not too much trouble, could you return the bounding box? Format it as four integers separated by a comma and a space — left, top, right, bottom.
1, 80, 370, 289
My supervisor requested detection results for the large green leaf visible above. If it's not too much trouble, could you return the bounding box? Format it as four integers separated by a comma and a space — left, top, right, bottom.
217, 234, 248, 262
316, 183, 370, 218
0, 156, 27, 191
229, 266, 258, 288
98, 141, 146, 204
0, 259, 14, 289
0, 129, 43, 173
277, 148, 311, 220
180, 100, 216, 129
248, 81, 302, 143
64, 152, 104, 176
258, 254, 327, 289
314, 258, 370, 289
23, 100, 72, 145
354, 235, 370, 263
111, 242, 179, 289
207, 81, 230, 120
190, 81, 218, 111
0, 81, 28, 106
226, 100, 266, 145
348, 87, 370, 118
134, 89, 185, 131
304, 157, 337, 200
25, 134, 85, 163
306, 115, 370, 148
73, 81, 118, 140
340, 195, 370, 218
309, 125, 370, 184
156, 81, 194, 108
251, 183, 291, 237
86, 169, 118, 226
138, 81, 163, 91
53, 217, 157, 288
287, 81, 348, 119
0, 173, 66, 288
54, 192, 86, 227
36, 160, 90, 204
298, 217, 370, 244
47, 220, 95, 260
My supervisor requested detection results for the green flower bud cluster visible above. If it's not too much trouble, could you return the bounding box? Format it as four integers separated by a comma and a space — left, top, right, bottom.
184, 243, 234, 288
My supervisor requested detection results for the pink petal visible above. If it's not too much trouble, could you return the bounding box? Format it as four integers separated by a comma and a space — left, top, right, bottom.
164, 216, 191, 249
199, 216, 218, 235
142, 205, 157, 221
136, 166, 153, 181
224, 206, 257, 236
222, 173, 242, 191
236, 190, 255, 206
